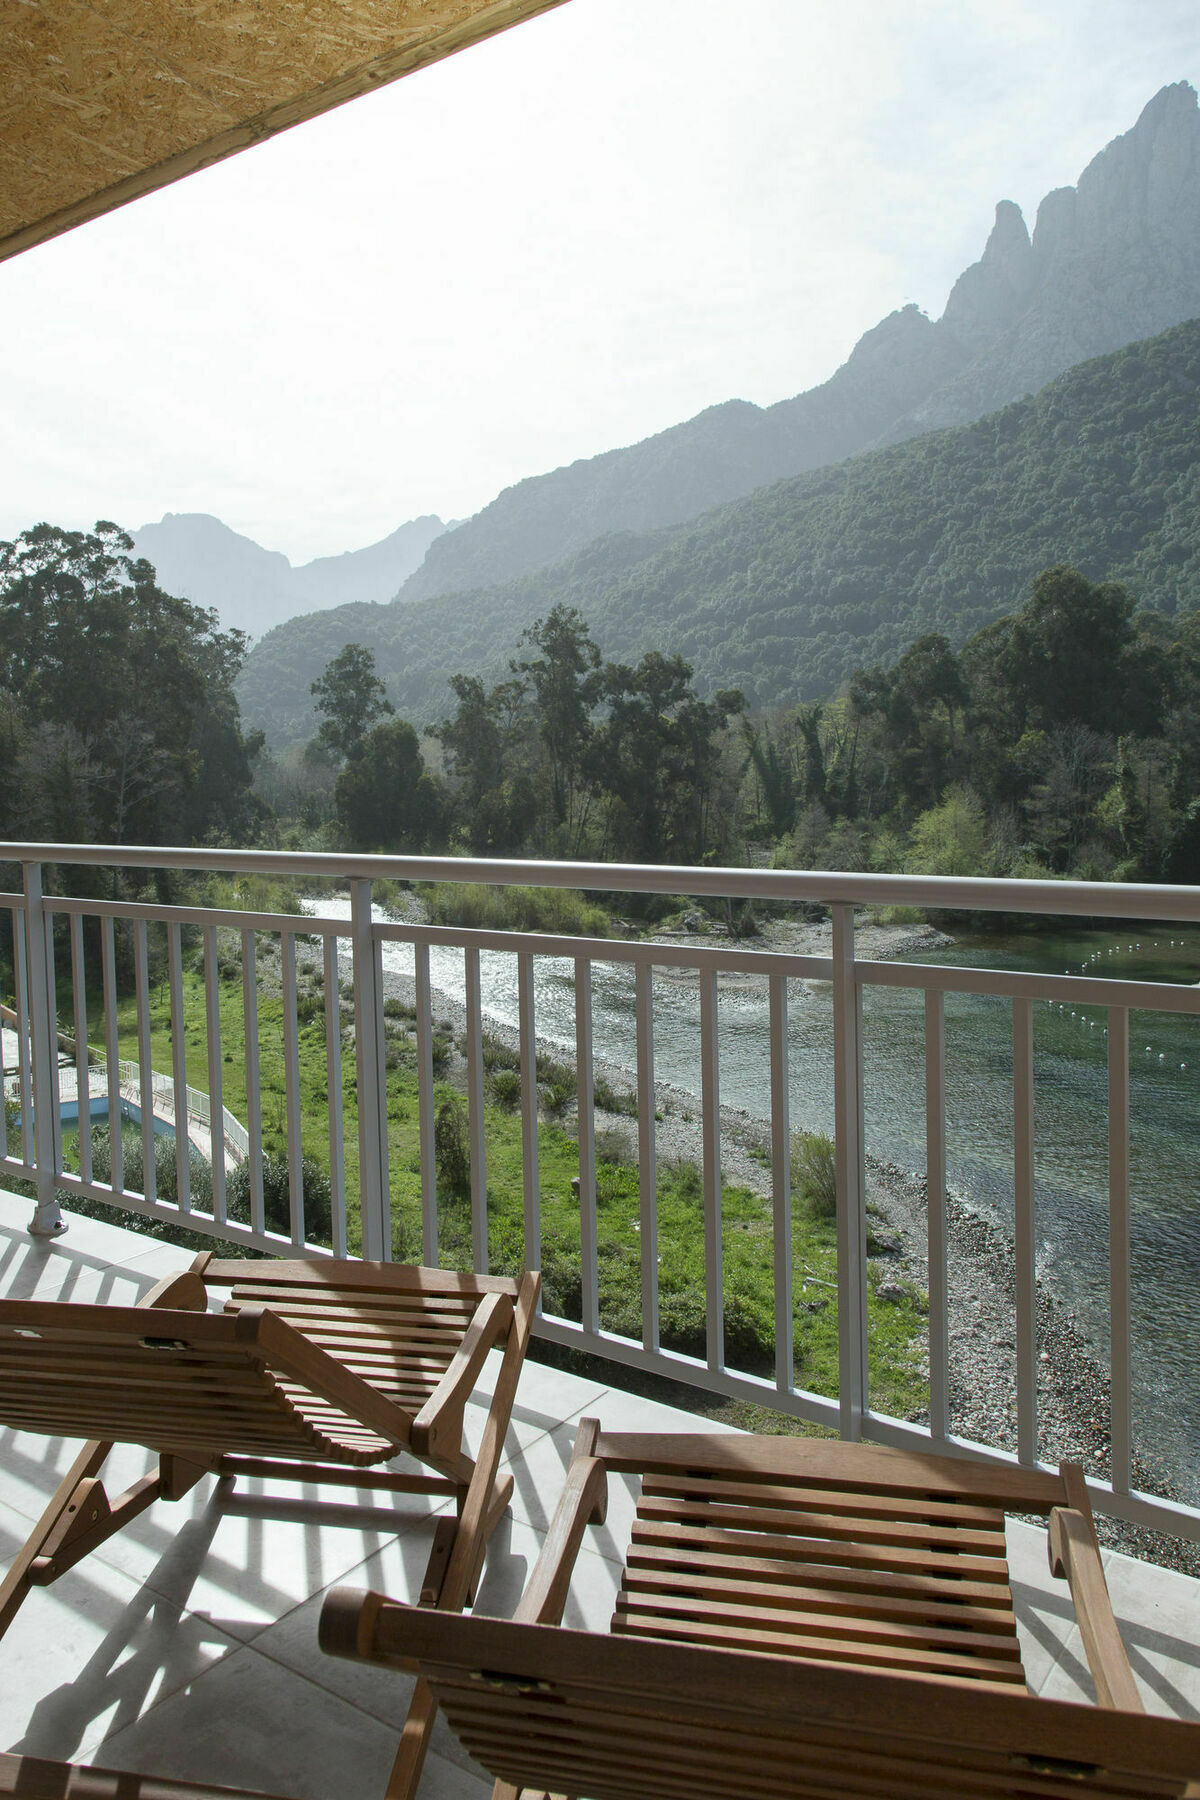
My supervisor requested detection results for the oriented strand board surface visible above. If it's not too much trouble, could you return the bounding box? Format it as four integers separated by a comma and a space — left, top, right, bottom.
0, 0, 565, 261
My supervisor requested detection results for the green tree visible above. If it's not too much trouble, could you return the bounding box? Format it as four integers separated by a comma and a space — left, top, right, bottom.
907, 786, 989, 877
334, 718, 445, 851
1001, 566, 1164, 738
596, 652, 742, 862
311, 643, 393, 763
514, 606, 603, 843
0, 520, 257, 845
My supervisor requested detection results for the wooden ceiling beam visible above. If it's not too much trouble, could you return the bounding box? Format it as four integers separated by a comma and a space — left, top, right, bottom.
0, 0, 566, 266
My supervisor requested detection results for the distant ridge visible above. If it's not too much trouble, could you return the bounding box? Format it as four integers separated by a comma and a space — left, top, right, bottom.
398, 83, 1200, 606
132, 511, 448, 638
236, 316, 1200, 742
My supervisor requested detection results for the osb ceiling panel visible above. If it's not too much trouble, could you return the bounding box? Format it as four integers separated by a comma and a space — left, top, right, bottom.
0, 0, 566, 263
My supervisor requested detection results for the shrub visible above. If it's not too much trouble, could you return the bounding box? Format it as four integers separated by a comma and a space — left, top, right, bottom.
595, 1126, 633, 1167
89, 1122, 213, 1211
422, 883, 609, 937
434, 1095, 471, 1197
481, 1032, 521, 1073
538, 1237, 583, 1322
536, 1054, 576, 1114
488, 1067, 521, 1111
226, 1151, 333, 1244
593, 1075, 638, 1117
791, 1129, 838, 1219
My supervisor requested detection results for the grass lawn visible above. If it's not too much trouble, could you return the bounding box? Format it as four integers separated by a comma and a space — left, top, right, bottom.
59, 949, 928, 1421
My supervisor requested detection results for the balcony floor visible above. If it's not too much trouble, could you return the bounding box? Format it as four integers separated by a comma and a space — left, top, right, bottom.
1, 1188, 1199, 1798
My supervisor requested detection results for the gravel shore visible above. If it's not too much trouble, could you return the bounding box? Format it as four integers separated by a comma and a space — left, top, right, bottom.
316, 900, 1199, 1575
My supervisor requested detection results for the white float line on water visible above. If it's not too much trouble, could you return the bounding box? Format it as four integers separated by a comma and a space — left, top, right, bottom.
1050, 938, 1194, 1067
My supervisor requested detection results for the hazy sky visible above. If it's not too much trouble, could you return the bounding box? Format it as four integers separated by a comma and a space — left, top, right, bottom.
0, 0, 1196, 565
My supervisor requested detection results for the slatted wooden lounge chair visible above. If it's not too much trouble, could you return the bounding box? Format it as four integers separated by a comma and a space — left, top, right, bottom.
0, 1252, 539, 1783
320, 1420, 1200, 1799
0, 1751, 304, 1800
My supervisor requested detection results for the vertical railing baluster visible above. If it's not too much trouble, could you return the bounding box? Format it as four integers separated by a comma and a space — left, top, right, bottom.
1013, 996, 1037, 1466
102, 915, 123, 1194
769, 974, 792, 1395
351, 879, 389, 1261
281, 931, 305, 1246
518, 951, 540, 1285
700, 966, 724, 1375
324, 933, 346, 1258
0, 911, 9, 1165
168, 922, 191, 1215
203, 925, 227, 1227
46, 905, 63, 1165
14, 910, 33, 1168
134, 919, 155, 1206
832, 903, 868, 1440
636, 961, 659, 1354
1108, 1005, 1132, 1494
23, 863, 63, 1234
925, 990, 949, 1442
575, 956, 598, 1335
70, 913, 91, 1186
414, 942, 437, 1266
242, 929, 265, 1237
464, 945, 488, 1273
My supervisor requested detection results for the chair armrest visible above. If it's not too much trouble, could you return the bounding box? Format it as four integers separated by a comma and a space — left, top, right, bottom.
514, 1420, 608, 1626
1048, 1506, 1142, 1711
138, 1267, 209, 1312
410, 1290, 513, 1456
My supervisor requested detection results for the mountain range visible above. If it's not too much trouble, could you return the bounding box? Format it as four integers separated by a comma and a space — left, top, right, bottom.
235, 314, 1200, 741
182, 78, 1200, 741
131, 511, 448, 639
394, 81, 1200, 605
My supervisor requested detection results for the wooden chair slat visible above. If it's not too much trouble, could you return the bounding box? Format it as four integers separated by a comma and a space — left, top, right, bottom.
625, 1542, 1016, 1607
596, 1432, 1071, 1511
634, 1490, 1008, 1554
626, 1548, 1021, 1620
642, 1470, 1011, 1529
619, 1562, 1019, 1633
611, 1608, 1028, 1681
631, 1516, 1013, 1581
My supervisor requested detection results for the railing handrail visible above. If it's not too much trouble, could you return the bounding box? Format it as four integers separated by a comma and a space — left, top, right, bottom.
2, 839, 1200, 921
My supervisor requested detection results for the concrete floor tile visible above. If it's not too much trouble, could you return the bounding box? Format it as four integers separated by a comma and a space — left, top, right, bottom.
0, 1436, 450, 1649
246, 1507, 620, 1787
1004, 1519, 1092, 1700
1099, 1545, 1200, 1718
80, 1642, 490, 1800
0, 1555, 241, 1761
91, 1470, 445, 1645
500, 1388, 734, 1546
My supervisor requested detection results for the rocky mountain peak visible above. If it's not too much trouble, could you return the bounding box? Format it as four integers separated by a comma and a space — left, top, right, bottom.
941, 199, 1034, 350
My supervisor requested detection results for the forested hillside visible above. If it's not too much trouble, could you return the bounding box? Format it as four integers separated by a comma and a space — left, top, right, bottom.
238, 317, 1200, 742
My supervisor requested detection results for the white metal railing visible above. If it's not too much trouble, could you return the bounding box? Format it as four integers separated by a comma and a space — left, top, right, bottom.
1, 841, 1199, 1546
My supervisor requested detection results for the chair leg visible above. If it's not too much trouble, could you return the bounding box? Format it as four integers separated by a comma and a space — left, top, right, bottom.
0, 1439, 111, 1642
383, 1679, 439, 1800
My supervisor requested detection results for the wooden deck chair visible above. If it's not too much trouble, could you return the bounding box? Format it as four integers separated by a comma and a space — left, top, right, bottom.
320, 1420, 1200, 1800
0, 1752, 306, 1800
0, 1253, 539, 1785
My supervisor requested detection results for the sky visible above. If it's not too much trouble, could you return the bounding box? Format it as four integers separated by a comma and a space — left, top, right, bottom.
0, 0, 1196, 566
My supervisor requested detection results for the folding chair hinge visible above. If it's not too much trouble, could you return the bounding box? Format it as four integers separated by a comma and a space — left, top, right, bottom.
32, 1478, 111, 1581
